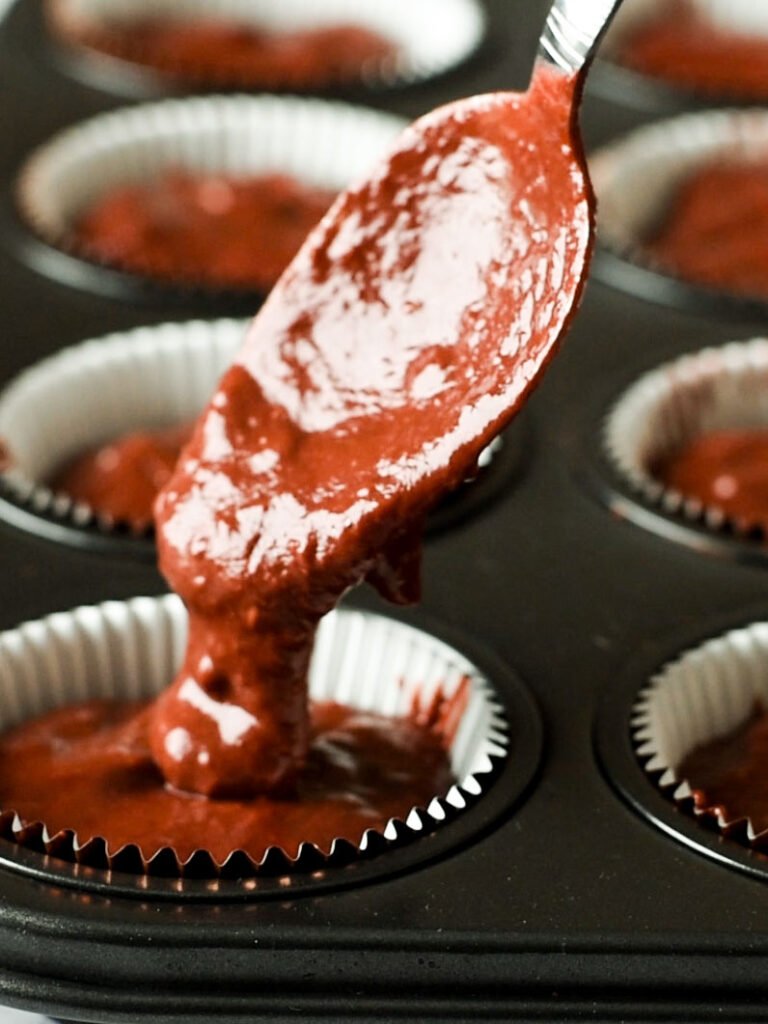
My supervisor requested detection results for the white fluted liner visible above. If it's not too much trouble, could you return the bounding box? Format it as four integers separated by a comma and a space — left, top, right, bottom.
633, 620, 768, 839
0, 318, 248, 531
0, 316, 504, 537
600, 0, 768, 62
604, 337, 768, 532
592, 109, 768, 272
48, 0, 485, 89
17, 94, 405, 254
0, 597, 507, 860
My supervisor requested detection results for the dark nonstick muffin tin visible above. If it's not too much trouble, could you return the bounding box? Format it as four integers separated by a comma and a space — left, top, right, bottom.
4, 1, 768, 1021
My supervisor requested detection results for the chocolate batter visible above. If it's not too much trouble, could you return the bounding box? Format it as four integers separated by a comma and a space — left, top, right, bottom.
73, 170, 335, 291
50, 11, 397, 91
680, 706, 768, 836
654, 429, 768, 532
50, 423, 193, 529
616, 0, 768, 99
644, 160, 768, 299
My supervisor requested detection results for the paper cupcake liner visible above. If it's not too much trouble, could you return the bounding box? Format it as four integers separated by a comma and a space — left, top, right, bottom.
16, 94, 405, 297
0, 318, 248, 538
598, 0, 768, 92
603, 337, 768, 540
633, 620, 768, 847
0, 318, 506, 545
45, 0, 485, 93
0, 596, 508, 877
590, 108, 768, 302
601, 0, 768, 57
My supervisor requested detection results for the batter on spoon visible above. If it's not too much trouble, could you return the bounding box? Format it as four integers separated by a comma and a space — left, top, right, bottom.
151, 63, 594, 798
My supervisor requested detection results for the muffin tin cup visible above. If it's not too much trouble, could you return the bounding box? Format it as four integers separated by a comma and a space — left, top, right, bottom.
14, 93, 406, 301
633, 619, 768, 849
600, 0, 768, 60
0, 317, 513, 552
0, 595, 508, 879
592, 0, 768, 113
603, 337, 768, 543
0, 318, 248, 543
590, 108, 768, 312
45, 0, 486, 94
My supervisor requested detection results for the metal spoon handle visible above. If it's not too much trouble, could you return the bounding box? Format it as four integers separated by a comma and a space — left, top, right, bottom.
537, 0, 623, 74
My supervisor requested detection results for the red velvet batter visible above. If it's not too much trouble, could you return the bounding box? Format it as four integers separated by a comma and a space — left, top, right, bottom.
73, 170, 335, 291
680, 706, 768, 836
616, 0, 768, 99
644, 160, 768, 299
654, 429, 768, 532
51, 12, 397, 90
50, 424, 192, 529
0, 697, 455, 861
152, 63, 593, 799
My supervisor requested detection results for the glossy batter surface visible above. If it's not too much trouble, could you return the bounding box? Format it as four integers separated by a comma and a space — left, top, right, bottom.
51, 12, 397, 90
50, 424, 193, 529
644, 160, 768, 299
153, 64, 593, 798
681, 707, 768, 837
616, 0, 768, 99
73, 171, 335, 291
0, 698, 454, 862
654, 429, 768, 532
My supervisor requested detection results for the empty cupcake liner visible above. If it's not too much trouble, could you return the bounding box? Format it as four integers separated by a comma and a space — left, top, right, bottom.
603, 337, 768, 539
0, 595, 508, 876
16, 93, 405, 295
46, 0, 486, 93
633, 619, 768, 847
590, 108, 768, 299
0, 318, 248, 537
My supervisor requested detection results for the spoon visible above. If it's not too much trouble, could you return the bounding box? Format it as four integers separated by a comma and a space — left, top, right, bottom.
151, 0, 624, 803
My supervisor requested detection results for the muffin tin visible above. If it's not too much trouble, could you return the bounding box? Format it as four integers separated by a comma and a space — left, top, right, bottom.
3, 0, 768, 1021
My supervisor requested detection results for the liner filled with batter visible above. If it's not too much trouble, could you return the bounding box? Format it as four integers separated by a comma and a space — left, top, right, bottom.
591, 108, 768, 303
604, 337, 768, 542
0, 596, 507, 876
45, 0, 485, 93
17, 94, 404, 297
633, 619, 768, 850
